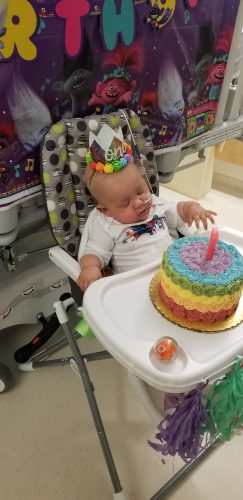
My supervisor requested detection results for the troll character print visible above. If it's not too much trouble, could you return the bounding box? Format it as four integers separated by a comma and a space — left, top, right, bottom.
123, 215, 166, 243
158, 59, 185, 146
88, 42, 144, 113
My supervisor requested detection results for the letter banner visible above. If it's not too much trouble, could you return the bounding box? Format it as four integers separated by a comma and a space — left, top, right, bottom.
0, 0, 240, 203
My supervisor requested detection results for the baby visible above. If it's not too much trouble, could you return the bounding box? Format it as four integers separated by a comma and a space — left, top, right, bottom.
77, 160, 216, 291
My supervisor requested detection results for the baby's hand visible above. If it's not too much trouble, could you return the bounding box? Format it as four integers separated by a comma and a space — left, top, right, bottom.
186, 202, 217, 230
77, 266, 102, 291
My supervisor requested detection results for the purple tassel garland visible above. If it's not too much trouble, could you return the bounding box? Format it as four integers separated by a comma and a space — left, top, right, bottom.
148, 384, 215, 462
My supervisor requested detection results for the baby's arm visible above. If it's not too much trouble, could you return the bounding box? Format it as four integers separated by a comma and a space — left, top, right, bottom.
77, 254, 102, 292
177, 201, 217, 230
77, 211, 114, 291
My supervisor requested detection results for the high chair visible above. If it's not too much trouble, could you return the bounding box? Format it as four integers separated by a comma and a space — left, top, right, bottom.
41, 108, 159, 499
40, 109, 243, 499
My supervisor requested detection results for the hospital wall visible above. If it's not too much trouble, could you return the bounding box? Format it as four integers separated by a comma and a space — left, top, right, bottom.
213, 140, 243, 199
163, 140, 243, 200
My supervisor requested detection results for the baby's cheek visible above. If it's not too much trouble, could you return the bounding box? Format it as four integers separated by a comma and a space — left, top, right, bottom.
122, 208, 135, 224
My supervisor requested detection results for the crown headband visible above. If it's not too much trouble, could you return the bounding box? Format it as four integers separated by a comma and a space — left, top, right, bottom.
102, 66, 131, 83
85, 124, 133, 174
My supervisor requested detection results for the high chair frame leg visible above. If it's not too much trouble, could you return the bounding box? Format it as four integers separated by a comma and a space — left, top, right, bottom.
150, 435, 220, 499
51, 300, 221, 500
54, 300, 124, 498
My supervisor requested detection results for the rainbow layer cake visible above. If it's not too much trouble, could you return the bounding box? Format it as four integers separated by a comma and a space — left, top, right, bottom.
159, 236, 243, 323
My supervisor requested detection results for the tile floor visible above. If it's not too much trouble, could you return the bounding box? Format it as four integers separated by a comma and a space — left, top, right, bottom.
0, 186, 243, 500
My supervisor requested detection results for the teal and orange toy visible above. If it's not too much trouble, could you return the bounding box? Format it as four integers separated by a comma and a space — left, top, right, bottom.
154, 336, 178, 362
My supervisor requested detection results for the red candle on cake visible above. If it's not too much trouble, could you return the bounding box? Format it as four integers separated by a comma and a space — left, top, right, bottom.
205, 227, 219, 260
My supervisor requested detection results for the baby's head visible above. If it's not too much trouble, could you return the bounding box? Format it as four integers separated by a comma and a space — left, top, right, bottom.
84, 160, 152, 224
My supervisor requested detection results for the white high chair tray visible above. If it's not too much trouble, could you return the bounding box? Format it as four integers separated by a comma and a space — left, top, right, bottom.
83, 227, 243, 393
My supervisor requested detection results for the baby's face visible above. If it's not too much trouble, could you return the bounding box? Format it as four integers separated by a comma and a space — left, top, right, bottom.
96, 162, 152, 224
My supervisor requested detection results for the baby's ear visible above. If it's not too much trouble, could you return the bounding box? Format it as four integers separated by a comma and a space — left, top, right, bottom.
96, 204, 110, 216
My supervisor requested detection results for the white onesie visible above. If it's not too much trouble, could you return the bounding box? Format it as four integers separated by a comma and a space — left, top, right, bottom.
78, 195, 187, 274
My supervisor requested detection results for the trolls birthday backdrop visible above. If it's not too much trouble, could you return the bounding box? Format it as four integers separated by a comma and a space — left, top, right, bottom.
0, 0, 240, 203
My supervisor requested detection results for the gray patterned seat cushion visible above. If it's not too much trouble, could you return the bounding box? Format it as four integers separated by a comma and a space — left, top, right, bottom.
41, 109, 159, 258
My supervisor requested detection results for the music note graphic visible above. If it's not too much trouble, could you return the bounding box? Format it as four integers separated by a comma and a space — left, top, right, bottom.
25, 159, 34, 172
132, 91, 139, 104
184, 9, 190, 24
14, 164, 21, 178
159, 125, 168, 136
